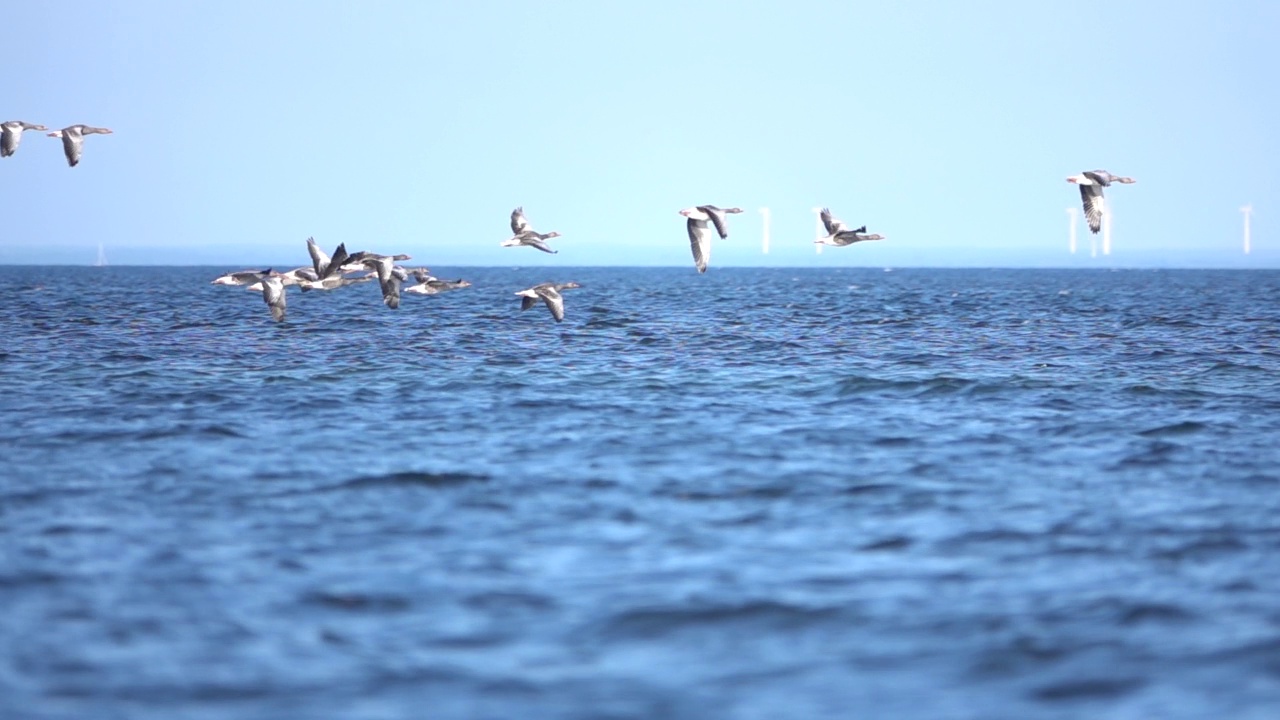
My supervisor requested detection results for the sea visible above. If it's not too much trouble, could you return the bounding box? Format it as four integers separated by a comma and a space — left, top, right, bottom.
2, 265, 1279, 720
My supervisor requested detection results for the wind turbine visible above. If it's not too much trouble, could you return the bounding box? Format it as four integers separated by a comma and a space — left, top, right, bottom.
811, 207, 824, 254
759, 207, 771, 254
1066, 207, 1078, 254
1241, 204, 1253, 255
1102, 201, 1113, 256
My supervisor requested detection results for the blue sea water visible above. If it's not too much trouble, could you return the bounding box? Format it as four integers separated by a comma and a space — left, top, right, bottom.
2, 265, 1279, 719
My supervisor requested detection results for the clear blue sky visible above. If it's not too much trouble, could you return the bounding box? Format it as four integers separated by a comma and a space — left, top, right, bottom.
2, 1, 1276, 267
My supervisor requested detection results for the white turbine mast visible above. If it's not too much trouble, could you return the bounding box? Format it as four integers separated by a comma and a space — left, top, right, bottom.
811, 207, 824, 254
1241, 204, 1253, 255
1102, 199, 1113, 256
759, 207, 771, 254
1066, 207, 1078, 254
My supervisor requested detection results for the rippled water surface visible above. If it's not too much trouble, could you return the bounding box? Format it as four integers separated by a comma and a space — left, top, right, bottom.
3, 266, 1280, 719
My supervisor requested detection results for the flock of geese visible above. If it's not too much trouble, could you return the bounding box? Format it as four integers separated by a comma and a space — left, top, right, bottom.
4, 118, 1137, 322
205, 178, 1133, 324
1, 120, 113, 167
209, 204, 889, 323
211, 237, 476, 322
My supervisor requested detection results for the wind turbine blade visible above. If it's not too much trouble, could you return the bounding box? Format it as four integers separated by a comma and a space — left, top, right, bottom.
811, 207, 824, 255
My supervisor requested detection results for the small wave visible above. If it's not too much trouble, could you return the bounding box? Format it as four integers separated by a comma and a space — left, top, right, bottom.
39, 523, 112, 536
944, 528, 1040, 546
582, 317, 632, 329
598, 601, 841, 640
1032, 676, 1146, 702
842, 482, 897, 495
1137, 420, 1207, 438
1116, 602, 1196, 626
1151, 535, 1248, 561
1114, 440, 1182, 468
332, 471, 490, 490
0, 570, 64, 588
464, 591, 557, 612
136, 424, 246, 440
303, 590, 412, 612
860, 536, 913, 551
98, 352, 156, 363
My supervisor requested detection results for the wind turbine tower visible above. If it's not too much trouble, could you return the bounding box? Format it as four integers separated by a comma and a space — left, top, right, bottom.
811, 207, 824, 254
1241, 204, 1253, 255
759, 207, 771, 254
1066, 207, 1078, 254
1102, 202, 1113, 256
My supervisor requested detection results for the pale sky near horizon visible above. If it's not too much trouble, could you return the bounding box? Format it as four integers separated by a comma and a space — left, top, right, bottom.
2, 1, 1276, 267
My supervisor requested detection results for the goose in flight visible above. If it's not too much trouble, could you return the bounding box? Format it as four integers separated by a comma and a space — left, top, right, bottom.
243, 266, 319, 292
815, 208, 884, 246
298, 271, 376, 292
501, 206, 562, 253
679, 205, 742, 273
346, 252, 412, 309
261, 271, 288, 322
212, 269, 272, 286
47, 125, 113, 167
1, 121, 48, 157
1066, 170, 1136, 234
405, 277, 472, 296
515, 281, 581, 322
305, 237, 351, 279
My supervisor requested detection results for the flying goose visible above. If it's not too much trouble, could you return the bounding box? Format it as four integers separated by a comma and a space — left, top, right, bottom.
1, 121, 48, 157
305, 237, 351, 279
1066, 170, 1136, 234
678, 205, 742, 273
815, 208, 884, 246
47, 125, 113, 167
501, 206, 562, 253
405, 277, 471, 296
261, 271, 288, 322
212, 269, 272, 286
515, 281, 582, 322
346, 252, 412, 309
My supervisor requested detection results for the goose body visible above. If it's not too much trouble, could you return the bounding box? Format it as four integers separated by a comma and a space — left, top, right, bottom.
212, 269, 272, 286
47, 125, 113, 167
679, 205, 742, 273
347, 252, 412, 309
815, 208, 884, 246
244, 266, 317, 292
818, 230, 885, 247
1066, 170, 1136, 234
501, 207, 562, 253
1, 121, 47, 157
261, 272, 288, 322
299, 270, 373, 289
299, 272, 376, 292
306, 237, 351, 279
515, 281, 581, 322
405, 277, 472, 296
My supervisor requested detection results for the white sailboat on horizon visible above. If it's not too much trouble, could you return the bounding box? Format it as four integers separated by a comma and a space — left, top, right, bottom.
94, 243, 108, 267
